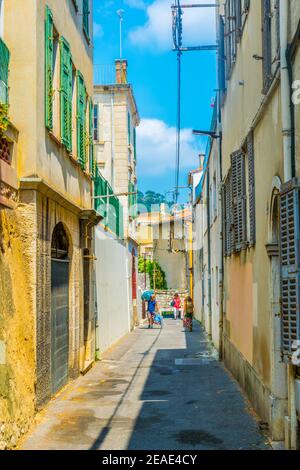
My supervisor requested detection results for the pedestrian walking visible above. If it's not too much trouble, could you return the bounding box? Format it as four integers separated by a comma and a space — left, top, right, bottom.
172, 293, 181, 320
183, 295, 194, 332
147, 294, 158, 329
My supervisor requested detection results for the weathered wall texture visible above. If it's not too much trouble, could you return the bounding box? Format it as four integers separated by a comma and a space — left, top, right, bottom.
0, 198, 36, 449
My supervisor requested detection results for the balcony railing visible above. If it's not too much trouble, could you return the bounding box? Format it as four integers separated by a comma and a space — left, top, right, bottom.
0, 38, 10, 104
94, 64, 127, 86
94, 167, 124, 238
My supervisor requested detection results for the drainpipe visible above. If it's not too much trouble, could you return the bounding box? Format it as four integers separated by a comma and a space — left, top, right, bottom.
280, 0, 297, 449
217, 93, 224, 360
206, 170, 212, 338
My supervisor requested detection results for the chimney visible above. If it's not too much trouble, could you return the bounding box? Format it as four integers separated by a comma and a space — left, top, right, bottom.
115, 59, 128, 84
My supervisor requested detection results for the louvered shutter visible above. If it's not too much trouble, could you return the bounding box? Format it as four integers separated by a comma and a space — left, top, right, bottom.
226, 171, 234, 255
231, 151, 247, 251
76, 71, 86, 169
248, 132, 256, 245
83, 0, 90, 39
89, 98, 94, 176
262, 0, 272, 93
236, 0, 242, 41
218, 15, 226, 93
45, 6, 53, 130
133, 128, 137, 161
280, 185, 300, 357
222, 183, 228, 257
224, 0, 231, 80
60, 37, 72, 152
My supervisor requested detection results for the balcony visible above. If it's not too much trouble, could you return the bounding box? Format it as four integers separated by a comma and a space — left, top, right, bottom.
0, 122, 19, 209
94, 167, 124, 238
0, 37, 10, 105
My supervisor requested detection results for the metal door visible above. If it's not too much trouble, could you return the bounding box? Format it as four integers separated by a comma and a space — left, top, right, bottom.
51, 258, 69, 395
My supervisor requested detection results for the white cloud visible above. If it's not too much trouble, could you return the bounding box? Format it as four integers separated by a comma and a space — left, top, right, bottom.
129, 0, 216, 52
124, 0, 147, 9
136, 118, 199, 175
93, 22, 104, 39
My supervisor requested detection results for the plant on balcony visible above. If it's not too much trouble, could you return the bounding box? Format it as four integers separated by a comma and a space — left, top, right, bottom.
0, 103, 9, 136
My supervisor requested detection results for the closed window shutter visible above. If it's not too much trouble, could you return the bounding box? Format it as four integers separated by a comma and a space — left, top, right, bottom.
280, 186, 300, 357
231, 151, 247, 251
45, 6, 54, 130
262, 0, 272, 93
133, 128, 137, 161
83, 0, 90, 39
76, 71, 86, 169
89, 98, 94, 176
60, 37, 72, 152
224, 0, 231, 80
248, 131, 256, 245
225, 171, 234, 256
218, 15, 226, 93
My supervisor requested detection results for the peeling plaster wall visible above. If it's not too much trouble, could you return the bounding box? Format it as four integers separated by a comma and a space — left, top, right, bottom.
0, 197, 36, 449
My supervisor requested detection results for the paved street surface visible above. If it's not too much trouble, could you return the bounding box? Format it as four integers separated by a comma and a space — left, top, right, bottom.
22, 320, 270, 450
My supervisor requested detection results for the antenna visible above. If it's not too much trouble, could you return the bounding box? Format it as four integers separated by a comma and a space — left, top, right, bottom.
117, 9, 125, 59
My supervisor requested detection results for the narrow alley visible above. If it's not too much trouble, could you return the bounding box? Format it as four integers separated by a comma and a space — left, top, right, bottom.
22, 320, 270, 451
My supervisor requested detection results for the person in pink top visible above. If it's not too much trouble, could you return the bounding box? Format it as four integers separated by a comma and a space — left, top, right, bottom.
173, 293, 181, 320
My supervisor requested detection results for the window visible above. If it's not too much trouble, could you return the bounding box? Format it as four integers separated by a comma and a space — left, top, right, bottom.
83, 0, 90, 40
213, 173, 217, 219
60, 37, 73, 152
93, 104, 99, 141
262, 0, 280, 94
247, 132, 256, 245
231, 150, 247, 251
133, 127, 137, 161
279, 184, 300, 357
45, 6, 54, 130
89, 98, 94, 176
224, 0, 250, 80
72, 0, 79, 12
223, 170, 234, 257
76, 71, 87, 168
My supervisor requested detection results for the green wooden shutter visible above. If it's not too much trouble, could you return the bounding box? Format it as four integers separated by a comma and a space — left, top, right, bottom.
77, 71, 86, 169
60, 37, 72, 152
45, 6, 54, 130
89, 98, 94, 176
280, 184, 300, 357
133, 127, 137, 161
83, 0, 90, 39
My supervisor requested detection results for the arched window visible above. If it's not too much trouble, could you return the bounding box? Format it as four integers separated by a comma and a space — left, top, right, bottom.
51, 222, 69, 260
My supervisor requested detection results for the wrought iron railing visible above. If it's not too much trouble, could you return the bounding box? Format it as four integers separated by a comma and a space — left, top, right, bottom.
94, 167, 124, 238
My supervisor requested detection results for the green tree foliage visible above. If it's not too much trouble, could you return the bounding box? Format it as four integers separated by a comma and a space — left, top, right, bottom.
138, 190, 171, 213
138, 257, 167, 290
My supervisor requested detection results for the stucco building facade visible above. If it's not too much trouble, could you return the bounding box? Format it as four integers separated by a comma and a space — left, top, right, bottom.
93, 60, 141, 354
192, 0, 300, 448
0, 0, 98, 449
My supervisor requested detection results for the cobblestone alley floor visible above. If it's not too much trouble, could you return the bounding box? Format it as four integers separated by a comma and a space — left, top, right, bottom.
21, 320, 271, 450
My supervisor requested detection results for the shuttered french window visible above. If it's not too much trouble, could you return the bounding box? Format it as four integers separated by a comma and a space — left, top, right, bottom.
247, 132, 256, 245
76, 71, 86, 169
60, 37, 72, 152
231, 151, 247, 251
45, 6, 54, 130
280, 184, 300, 357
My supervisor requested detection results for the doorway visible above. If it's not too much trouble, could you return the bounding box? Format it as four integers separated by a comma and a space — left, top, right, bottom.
51, 222, 70, 395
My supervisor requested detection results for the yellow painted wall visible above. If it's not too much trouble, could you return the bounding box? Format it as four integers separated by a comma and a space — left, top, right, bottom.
5, 0, 93, 208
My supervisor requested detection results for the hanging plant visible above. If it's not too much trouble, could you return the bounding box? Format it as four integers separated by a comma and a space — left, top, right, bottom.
0, 103, 9, 136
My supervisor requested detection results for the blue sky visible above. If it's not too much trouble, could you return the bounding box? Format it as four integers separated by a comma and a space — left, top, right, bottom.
93, 0, 217, 201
